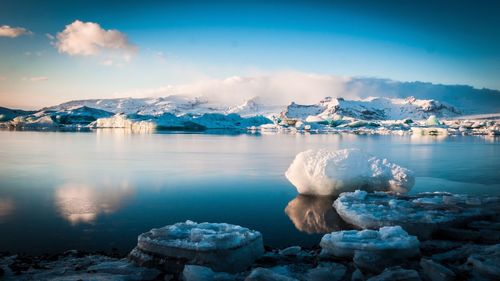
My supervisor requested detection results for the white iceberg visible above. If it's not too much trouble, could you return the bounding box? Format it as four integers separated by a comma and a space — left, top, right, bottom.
425, 115, 441, 126
129, 221, 264, 273
285, 149, 415, 196
320, 226, 420, 258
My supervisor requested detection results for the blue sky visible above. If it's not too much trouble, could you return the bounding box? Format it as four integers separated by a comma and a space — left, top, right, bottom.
0, 0, 499, 108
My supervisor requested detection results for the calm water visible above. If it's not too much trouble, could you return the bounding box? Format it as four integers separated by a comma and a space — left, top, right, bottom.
0, 130, 499, 254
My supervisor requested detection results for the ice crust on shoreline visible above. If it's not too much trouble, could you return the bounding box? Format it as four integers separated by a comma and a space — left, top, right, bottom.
285, 149, 415, 196
320, 226, 420, 258
334, 190, 500, 239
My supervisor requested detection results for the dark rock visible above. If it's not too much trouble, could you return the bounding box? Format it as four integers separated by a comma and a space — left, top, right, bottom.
306, 262, 346, 281
436, 227, 481, 241
468, 221, 500, 231
464, 244, 500, 280
353, 251, 410, 274
419, 240, 464, 256
351, 268, 365, 281
420, 258, 455, 281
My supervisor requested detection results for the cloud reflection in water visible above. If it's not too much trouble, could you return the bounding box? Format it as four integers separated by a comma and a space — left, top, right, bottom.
54, 182, 134, 224
0, 198, 15, 223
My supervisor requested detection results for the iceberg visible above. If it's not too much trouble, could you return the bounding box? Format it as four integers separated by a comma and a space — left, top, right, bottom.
320, 226, 420, 258
333, 191, 500, 239
285, 149, 415, 196
129, 221, 264, 273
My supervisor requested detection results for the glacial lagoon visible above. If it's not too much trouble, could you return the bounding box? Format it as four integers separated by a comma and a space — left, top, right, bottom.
0, 130, 499, 254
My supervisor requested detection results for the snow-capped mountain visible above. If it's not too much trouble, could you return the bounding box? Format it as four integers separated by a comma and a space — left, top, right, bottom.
225, 97, 282, 117
46, 96, 225, 116
281, 96, 461, 121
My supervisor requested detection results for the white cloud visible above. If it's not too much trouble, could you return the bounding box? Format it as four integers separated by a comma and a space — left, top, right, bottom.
54, 20, 136, 62
0, 25, 32, 37
114, 72, 354, 105
23, 76, 48, 82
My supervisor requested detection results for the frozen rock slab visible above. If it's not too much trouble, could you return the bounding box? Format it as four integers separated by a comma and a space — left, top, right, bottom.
285, 149, 414, 196
320, 226, 420, 259
334, 191, 500, 239
129, 221, 264, 273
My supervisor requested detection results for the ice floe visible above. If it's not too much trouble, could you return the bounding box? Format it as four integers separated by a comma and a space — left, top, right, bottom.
320, 226, 420, 258
333, 190, 500, 239
129, 221, 264, 272
285, 149, 415, 196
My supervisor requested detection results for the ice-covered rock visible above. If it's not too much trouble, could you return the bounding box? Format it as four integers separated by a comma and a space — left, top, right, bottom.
182, 265, 241, 281
129, 221, 264, 273
320, 226, 420, 258
284, 195, 347, 234
278, 246, 302, 256
244, 267, 298, 281
465, 244, 500, 280
419, 258, 455, 281
334, 191, 500, 239
285, 149, 415, 196
366, 267, 421, 281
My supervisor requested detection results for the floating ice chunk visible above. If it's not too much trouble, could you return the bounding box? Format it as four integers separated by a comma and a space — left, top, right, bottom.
411, 127, 448, 136
334, 191, 499, 239
285, 149, 415, 196
320, 226, 420, 258
305, 115, 325, 123
130, 221, 264, 273
425, 115, 441, 126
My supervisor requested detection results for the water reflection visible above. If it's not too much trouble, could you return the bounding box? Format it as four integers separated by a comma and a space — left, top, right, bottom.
54, 182, 134, 224
285, 195, 348, 234
0, 198, 15, 223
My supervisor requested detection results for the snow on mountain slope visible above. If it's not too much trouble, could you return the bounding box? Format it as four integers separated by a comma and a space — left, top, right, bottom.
47, 96, 225, 116
225, 97, 282, 117
281, 96, 461, 121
